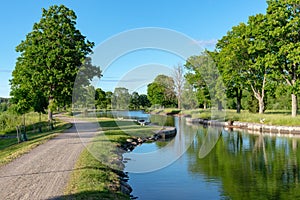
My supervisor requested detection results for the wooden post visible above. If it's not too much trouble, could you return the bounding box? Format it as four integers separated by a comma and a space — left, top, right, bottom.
16, 126, 20, 143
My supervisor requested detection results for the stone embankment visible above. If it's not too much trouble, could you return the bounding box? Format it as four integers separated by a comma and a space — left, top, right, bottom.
120, 125, 177, 152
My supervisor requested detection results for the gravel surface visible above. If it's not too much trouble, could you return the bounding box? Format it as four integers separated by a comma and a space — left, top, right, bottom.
0, 115, 98, 200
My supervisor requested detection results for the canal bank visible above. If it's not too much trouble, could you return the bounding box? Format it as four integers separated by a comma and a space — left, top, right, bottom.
65, 115, 177, 199
186, 117, 300, 136
124, 114, 300, 200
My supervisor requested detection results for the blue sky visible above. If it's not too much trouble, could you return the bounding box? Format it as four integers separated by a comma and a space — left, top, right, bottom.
0, 0, 267, 97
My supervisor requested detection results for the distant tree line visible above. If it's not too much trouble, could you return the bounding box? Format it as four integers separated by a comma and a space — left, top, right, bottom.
79, 86, 151, 110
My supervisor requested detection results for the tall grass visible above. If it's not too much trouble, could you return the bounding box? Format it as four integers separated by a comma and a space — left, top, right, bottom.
0, 112, 48, 135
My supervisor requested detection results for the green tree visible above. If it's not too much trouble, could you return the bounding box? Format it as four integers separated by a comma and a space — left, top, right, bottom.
32, 90, 48, 125
147, 82, 165, 106
266, 0, 300, 117
246, 13, 271, 114
147, 75, 177, 108
95, 88, 107, 109
11, 5, 100, 121
216, 13, 272, 114
129, 92, 140, 110
139, 94, 151, 108
105, 91, 113, 109
216, 23, 249, 113
112, 87, 130, 110
181, 82, 199, 109
185, 52, 225, 110
173, 64, 185, 110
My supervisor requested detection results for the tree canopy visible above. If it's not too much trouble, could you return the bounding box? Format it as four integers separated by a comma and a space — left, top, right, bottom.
147, 75, 177, 108
10, 5, 101, 120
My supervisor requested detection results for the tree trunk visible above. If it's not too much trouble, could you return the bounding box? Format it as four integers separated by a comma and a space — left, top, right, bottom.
236, 88, 242, 113
258, 98, 264, 114
48, 97, 53, 121
48, 108, 53, 121
217, 100, 222, 111
39, 112, 42, 133
178, 98, 181, 110
203, 102, 207, 110
23, 114, 26, 126
292, 93, 297, 117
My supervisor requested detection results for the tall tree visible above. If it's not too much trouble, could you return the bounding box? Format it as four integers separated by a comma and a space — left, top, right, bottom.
216, 23, 249, 113
130, 92, 140, 110
95, 88, 107, 109
185, 52, 225, 110
173, 64, 185, 110
105, 91, 113, 109
11, 5, 100, 121
147, 75, 177, 108
112, 87, 130, 110
181, 82, 199, 109
139, 94, 151, 108
246, 13, 274, 114
266, 0, 300, 117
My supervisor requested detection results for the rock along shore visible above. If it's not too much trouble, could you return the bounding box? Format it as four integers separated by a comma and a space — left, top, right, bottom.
117, 124, 176, 198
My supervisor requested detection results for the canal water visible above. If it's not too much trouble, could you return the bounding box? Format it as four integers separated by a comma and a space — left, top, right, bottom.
123, 114, 300, 200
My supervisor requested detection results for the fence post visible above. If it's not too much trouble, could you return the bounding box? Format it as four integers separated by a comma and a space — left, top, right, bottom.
16, 126, 21, 143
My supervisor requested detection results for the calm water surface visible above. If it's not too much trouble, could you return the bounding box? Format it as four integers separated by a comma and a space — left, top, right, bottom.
124, 115, 300, 200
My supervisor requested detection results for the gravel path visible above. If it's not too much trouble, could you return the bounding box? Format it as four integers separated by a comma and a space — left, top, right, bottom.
0, 115, 98, 200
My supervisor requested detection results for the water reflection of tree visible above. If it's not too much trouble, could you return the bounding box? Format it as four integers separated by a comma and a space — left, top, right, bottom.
187, 130, 300, 199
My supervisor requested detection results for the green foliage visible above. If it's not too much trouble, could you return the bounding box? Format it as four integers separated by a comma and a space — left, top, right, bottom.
95, 88, 108, 109
0, 112, 47, 134
147, 75, 177, 108
138, 94, 151, 108
185, 51, 225, 110
129, 92, 140, 110
181, 82, 198, 109
10, 5, 100, 120
0, 98, 9, 112
112, 87, 130, 110
0, 102, 8, 113
214, 0, 300, 116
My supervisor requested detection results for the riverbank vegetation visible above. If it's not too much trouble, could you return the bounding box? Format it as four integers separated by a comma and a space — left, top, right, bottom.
151, 108, 300, 126
64, 118, 159, 199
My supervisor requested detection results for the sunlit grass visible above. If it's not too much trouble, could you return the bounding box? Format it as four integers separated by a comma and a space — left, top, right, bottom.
0, 112, 48, 135
182, 109, 300, 126
65, 118, 159, 199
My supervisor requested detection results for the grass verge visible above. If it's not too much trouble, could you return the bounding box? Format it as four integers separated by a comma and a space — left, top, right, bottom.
0, 120, 71, 167
64, 118, 159, 200
155, 108, 300, 126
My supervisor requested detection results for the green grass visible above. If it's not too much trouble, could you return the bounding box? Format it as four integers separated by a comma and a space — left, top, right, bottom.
0, 120, 71, 167
64, 118, 159, 200
0, 112, 48, 134
181, 109, 300, 126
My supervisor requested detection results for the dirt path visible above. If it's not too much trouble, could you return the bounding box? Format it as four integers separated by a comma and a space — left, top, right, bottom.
0, 115, 98, 200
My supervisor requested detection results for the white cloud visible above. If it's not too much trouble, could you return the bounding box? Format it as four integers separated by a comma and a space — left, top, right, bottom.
193, 39, 218, 49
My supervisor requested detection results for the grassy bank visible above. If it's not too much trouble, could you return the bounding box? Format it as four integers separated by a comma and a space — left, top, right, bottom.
0, 112, 49, 134
183, 109, 300, 126
0, 120, 71, 167
64, 118, 159, 200
151, 108, 300, 126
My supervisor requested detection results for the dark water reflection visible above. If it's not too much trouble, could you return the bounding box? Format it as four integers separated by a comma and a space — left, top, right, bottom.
125, 116, 300, 200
